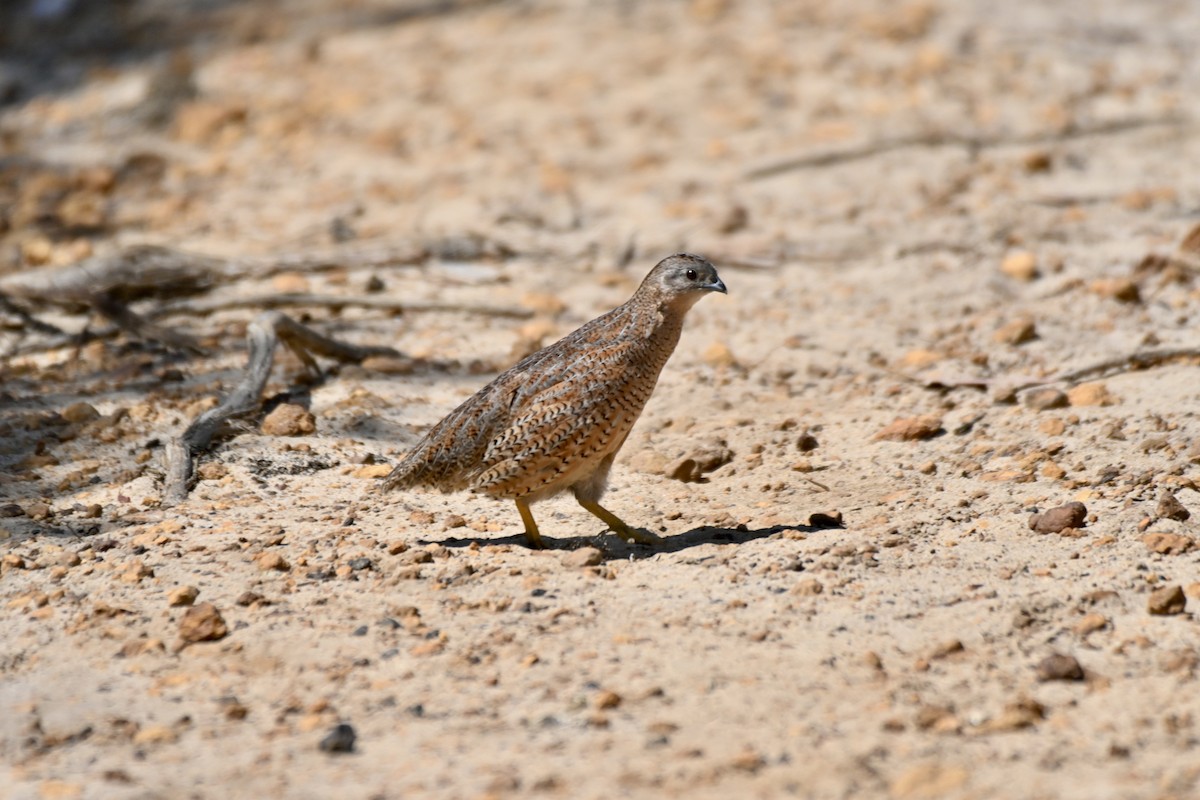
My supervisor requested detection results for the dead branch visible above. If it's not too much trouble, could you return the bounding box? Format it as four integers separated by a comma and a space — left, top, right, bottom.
163, 310, 402, 505
0, 235, 522, 350
0, 234, 524, 306
0, 241, 428, 309
0, 246, 227, 307
1001, 347, 1200, 395
745, 115, 1190, 180
150, 293, 533, 320
90, 292, 204, 352
0, 246, 233, 351
909, 347, 1200, 400
0, 293, 64, 336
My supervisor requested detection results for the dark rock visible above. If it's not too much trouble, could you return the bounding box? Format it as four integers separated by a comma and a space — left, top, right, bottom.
1025, 388, 1068, 411
1035, 653, 1084, 682
236, 591, 266, 606
1148, 585, 1187, 616
1028, 502, 1087, 534
178, 603, 228, 643
666, 442, 734, 482
1156, 491, 1190, 522
874, 415, 944, 442
318, 723, 356, 753
807, 511, 844, 529
561, 547, 603, 567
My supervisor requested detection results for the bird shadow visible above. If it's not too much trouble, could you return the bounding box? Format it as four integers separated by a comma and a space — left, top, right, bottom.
435, 520, 842, 562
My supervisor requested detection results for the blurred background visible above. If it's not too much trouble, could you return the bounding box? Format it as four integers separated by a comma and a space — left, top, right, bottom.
3, 0, 1195, 278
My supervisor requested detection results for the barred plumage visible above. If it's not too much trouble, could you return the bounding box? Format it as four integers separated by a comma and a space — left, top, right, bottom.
378, 253, 726, 547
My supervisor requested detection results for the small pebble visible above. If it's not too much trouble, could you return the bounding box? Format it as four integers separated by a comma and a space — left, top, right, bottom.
929, 639, 965, 659
319, 723, 357, 753
1066, 382, 1114, 408
977, 699, 1045, 732
594, 690, 622, 710
221, 700, 249, 721
197, 462, 229, 481
993, 319, 1037, 345
133, 725, 179, 746
1000, 251, 1038, 281
261, 404, 316, 436
1036, 653, 1084, 682
1025, 388, 1068, 411
361, 356, 420, 375
26, 501, 52, 521
874, 415, 944, 442
3, 554, 29, 573
562, 547, 604, 568
1038, 418, 1066, 436
178, 602, 228, 643
1073, 613, 1108, 635
1023, 150, 1053, 172
702, 341, 738, 369
1041, 462, 1066, 480
1156, 491, 1190, 522
1147, 585, 1186, 616
168, 585, 200, 607
1028, 502, 1087, 534
62, 402, 100, 423
730, 748, 766, 773
1141, 533, 1194, 555
665, 443, 734, 482
792, 578, 824, 596
256, 552, 290, 572
807, 511, 844, 529
1089, 277, 1140, 303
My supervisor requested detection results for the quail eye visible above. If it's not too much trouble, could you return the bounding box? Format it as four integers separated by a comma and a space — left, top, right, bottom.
686, 269, 698, 280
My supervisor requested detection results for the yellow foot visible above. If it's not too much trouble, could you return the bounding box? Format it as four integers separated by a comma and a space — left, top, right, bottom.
515, 498, 548, 549
578, 499, 663, 546
614, 525, 664, 546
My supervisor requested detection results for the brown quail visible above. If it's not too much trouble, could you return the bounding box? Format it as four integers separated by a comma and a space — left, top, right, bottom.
379, 253, 726, 547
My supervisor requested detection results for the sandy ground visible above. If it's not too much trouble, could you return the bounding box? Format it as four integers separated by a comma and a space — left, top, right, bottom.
3, 1, 1200, 798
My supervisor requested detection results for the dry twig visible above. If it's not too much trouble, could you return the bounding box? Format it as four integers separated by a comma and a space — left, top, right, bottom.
150, 293, 532, 320
745, 115, 1189, 180
0, 237, 521, 351
162, 311, 401, 505
909, 347, 1200, 400
1000, 347, 1200, 396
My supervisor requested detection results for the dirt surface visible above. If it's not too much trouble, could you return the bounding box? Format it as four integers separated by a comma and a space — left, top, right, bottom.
3, 1, 1200, 798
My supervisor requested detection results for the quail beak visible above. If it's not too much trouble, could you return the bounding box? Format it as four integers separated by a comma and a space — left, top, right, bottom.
706, 277, 728, 294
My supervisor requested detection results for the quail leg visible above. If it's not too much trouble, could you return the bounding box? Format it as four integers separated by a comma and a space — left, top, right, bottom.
577, 499, 663, 545
515, 498, 547, 549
